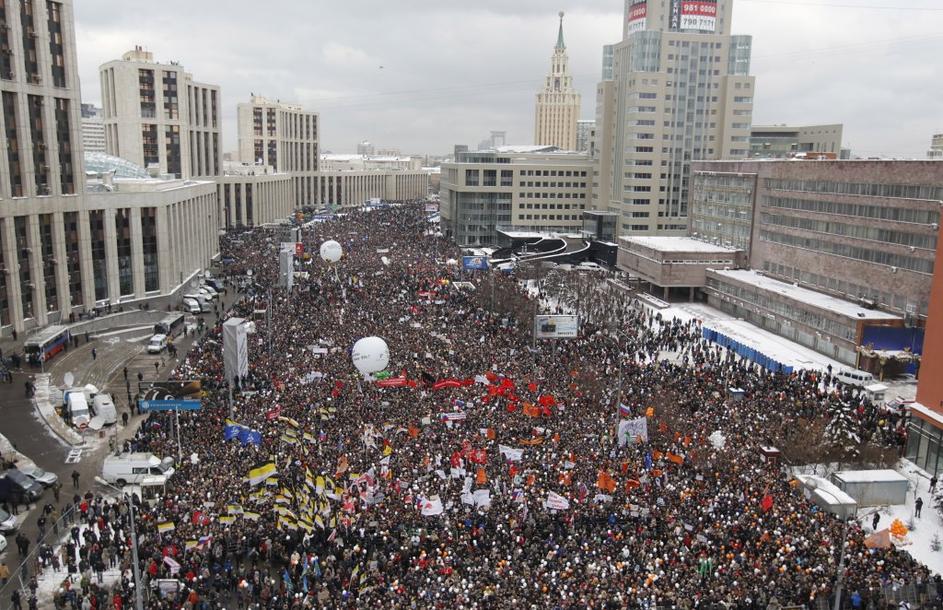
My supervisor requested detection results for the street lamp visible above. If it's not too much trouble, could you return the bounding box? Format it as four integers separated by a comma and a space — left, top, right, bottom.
94, 476, 144, 610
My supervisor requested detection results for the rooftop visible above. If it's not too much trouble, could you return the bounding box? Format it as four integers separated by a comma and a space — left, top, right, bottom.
708, 269, 902, 321
621, 236, 739, 254
832, 470, 908, 484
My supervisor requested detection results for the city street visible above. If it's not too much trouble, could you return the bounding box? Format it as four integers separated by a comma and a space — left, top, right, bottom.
0, 282, 240, 599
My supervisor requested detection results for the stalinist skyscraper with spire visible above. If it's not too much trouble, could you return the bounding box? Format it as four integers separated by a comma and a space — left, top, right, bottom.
534, 12, 581, 150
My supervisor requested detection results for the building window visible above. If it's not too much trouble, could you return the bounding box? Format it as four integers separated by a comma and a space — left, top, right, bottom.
0, 1, 12, 80
88, 210, 107, 301
27, 95, 48, 195
14, 216, 33, 318
141, 207, 158, 292
138, 69, 155, 118
54, 98, 73, 194
20, 0, 38, 83
234, 184, 242, 226
267, 139, 277, 170
63, 211, 81, 306
162, 70, 178, 120
38, 213, 56, 311
3, 91, 22, 197
46, 1, 65, 87
142, 124, 158, 168
223, 185, 231, 229
165, 125, 181, 178
246, 184, 253, 226
115, 208, 133, 296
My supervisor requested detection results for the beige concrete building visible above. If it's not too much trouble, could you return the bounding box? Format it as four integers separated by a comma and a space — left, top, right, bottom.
597, 0, 755, 237
319, 154, 422, 172
100, 47, 222, 179
617, 236, 741, 300
217, 162, 293, 229
440, 147, 592, 246
80, 104, 105, 153
0, 2, 220, 334
534, 13, 580, 151
237, 95, 319, 207
749, 124, 843, 159
314, 170, 429, 209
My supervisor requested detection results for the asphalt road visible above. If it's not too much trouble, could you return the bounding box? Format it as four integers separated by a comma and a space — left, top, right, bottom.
0, 283, 241, 600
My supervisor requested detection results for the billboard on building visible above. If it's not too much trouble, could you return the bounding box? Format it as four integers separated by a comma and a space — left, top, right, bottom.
462, 256, 489, 271
627, 0, 647, 34
680, 0, 717, 32
534, 315, 580, 339
223, 317, 249, 385
138, 381, 203, 412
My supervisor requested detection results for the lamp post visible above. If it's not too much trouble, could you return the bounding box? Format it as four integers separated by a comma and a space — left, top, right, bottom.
95, 476, 144, 610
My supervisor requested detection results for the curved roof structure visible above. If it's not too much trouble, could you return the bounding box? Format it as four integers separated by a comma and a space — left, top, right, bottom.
84, 152, 150, 179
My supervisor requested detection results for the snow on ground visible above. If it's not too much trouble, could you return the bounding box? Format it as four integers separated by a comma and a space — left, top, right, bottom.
33, 519, 126, 604
859, 460, 943, 576
658, 302, 918, 401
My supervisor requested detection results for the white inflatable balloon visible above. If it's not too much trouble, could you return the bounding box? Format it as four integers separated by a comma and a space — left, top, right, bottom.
320, 240, 343, 263
351, 336, 390, 375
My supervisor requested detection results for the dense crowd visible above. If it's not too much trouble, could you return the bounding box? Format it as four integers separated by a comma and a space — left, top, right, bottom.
30, 204, 936, 608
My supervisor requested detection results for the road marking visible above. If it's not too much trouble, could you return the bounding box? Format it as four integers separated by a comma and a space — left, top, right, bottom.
65, 448, 82, 463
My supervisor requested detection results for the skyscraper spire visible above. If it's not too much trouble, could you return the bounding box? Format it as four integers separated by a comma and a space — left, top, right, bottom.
556, 11, 566, 50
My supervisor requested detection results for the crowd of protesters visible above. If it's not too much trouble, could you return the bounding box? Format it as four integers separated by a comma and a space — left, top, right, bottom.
26, 203, 937, 609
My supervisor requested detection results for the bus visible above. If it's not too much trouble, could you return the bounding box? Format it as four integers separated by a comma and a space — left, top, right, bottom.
153, 313, 186, 338
24, 325, 71, 365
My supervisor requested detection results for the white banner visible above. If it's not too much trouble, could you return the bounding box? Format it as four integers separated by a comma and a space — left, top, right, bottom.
618, 416, 648, 447
544, 491, 570, 511
498, 445, 524, 462
534, 315, 579, 339
420, 495, 444, 516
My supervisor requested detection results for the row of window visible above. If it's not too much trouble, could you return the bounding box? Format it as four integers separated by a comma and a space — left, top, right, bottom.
759, 230, 935, 275
518, 181, 587, 189
763, 195, 940, 226
519, 202, 586, 210
705, 276, 857, 341
761, 260, 920, 316
520, 192, 587, 200
765, 178, 943, 202
517, 214, 580, 222
760, 212, 937, 250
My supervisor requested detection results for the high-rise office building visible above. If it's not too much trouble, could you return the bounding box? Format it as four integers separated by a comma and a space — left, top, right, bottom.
534, 12, 580, 151
596, 0, 755, 237
100, 47, 221, 179
237, 95, 319, 208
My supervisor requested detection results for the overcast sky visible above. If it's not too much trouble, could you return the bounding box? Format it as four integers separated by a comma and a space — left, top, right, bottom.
73, 0, 942, 157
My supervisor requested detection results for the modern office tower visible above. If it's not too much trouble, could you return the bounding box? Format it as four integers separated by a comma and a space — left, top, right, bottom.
534, 12, 580, 151
237, 95, 319, 208
598, 0, 755, 236
440, 146, 593, 246
100, 47, 221, 179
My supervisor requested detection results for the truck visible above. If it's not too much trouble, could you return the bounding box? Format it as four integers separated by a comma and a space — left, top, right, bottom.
101, 453, 175, 487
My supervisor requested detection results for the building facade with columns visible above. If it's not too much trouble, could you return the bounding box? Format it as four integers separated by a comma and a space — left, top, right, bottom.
100, 47, 222, 179
314, 170, 430, 209
534, 13, 580, 151
217, 162, 294, 228
0, 1, 219, 335
237, 95, 319, 208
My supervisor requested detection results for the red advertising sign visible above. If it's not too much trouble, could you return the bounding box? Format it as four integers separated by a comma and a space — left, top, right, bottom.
680, 0, 717, 31
627, 0, 647, 34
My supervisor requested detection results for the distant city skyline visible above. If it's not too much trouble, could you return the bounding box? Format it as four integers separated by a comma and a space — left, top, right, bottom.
74, 0, 943, 156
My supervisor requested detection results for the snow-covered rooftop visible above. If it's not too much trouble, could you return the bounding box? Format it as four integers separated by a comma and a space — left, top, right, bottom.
493, 145, 561, 154
832, 470, 909, 484
621, 236, 739, 254
795, 474, 857, 505
709, 269, 902, 321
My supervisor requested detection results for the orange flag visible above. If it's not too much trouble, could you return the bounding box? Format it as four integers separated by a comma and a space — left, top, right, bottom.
653, 450, 664, 461
597, 470, 617, 493
408, 424, 419, 439
667, 453, 684, 465
558, 471, 572, 486
645, 407, 655, 418
552, 432, 560, 444
523, 403, 540, 418
682, 435, 692, 447
658, 422, 669, 433
625, 479, 640, 491
476, 467, 487, 485
526, 474, 536, 487
486, 428, 496, 440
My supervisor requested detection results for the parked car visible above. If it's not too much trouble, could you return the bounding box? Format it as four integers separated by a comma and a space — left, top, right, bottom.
0, 506, 17, 533
0, 469, 43, 504
18, 464, 58, 488
147, 334, 168, 354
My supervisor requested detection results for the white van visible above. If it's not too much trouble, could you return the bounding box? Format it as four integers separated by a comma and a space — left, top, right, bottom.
182, 298, 201, 314
837, 368, 874, 387
184, 294, 211, 313
147, 334, 168, 354
102, 453, 175, 486
198, 287, 216, 301
64, 390, 91, 428
92, 394, 118, 426
199, 284, 218, 298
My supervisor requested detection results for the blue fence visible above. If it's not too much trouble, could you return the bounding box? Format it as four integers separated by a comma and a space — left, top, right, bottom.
702, 327, 794, 375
